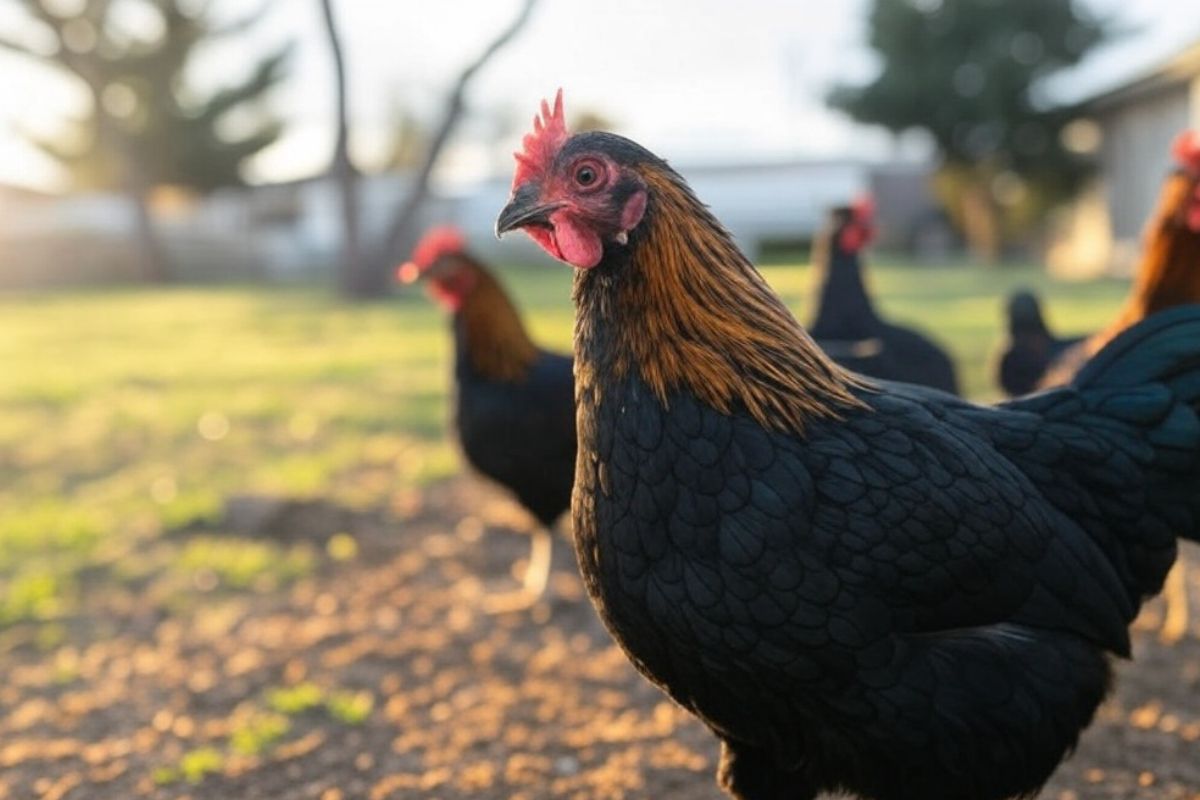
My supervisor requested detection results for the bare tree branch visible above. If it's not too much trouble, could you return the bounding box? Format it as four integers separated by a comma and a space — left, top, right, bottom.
365, 0, 538, 296
317, 0, 364, 296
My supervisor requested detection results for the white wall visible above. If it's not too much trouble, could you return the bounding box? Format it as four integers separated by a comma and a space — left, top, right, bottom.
1098, 85, 1192, 244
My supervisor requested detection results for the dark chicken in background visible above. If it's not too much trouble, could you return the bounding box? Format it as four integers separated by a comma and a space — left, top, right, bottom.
497, 92, 1200, 800
809, 199, 959, 394
997, 130, 1200, 396
398, 227, 575, 612
995, 290, 1084, 397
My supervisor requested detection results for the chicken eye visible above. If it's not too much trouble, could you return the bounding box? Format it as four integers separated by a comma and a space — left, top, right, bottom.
574, 161, 602, 188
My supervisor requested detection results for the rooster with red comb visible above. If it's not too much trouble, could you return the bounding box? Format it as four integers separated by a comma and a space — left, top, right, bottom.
398, 226, 575, 613
498, 91, 1200, 800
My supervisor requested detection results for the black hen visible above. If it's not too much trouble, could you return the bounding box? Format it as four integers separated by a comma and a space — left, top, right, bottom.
996, 289, 1084, 397
809, 201, 959, 395
496, 92, 1200, 800
399, 227, 575, 611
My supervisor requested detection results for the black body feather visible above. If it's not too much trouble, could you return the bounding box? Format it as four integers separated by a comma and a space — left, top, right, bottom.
452, 317, 575, 528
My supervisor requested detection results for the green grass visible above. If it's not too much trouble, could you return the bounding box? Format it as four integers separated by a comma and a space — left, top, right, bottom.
0, 259, 1130, 625
266, 681, 375, 724
229, 712, 292, 756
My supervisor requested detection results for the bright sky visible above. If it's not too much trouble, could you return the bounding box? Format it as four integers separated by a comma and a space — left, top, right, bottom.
0, 0, 1196, 192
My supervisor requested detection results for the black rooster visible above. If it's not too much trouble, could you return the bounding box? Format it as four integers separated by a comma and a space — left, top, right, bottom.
809, 200, 958, 395
399, 227, 574, 611
497, 91, 1200, 800
995, 289, 1084, 397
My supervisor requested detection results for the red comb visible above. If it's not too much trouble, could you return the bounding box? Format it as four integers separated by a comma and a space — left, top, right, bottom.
839, 195, 876, 253
512, 89, 568, 188
1172, 130, 1200, 175
408, 226, 466, 271
851, 194, 876, 227
1170, 131, 1200, 231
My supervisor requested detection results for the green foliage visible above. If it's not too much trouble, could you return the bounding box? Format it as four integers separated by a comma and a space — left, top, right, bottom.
2, 0, 292, 192
833, 0, 1105, 164
267, 682, 374, 724
229, 712, 291, 755
176, 536, 315, 590
829, 0, 1110, 249
267, 682, 326, 715
326, 689, 374, 725
0, 570, 70, 624
178, 746, 225, 782
154, 684, 370, 785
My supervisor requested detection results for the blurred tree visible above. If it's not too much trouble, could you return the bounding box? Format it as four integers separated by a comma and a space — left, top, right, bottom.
0, 0, 291, 279
1, 0, 291, 193
357, 0, 540, 299
829, 0, 1108, 262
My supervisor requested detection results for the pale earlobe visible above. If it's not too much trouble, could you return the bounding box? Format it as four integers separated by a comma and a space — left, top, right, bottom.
619, 190, 648, 233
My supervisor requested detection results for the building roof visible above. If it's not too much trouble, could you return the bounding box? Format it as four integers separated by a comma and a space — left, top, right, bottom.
1085, 41, 1200, 111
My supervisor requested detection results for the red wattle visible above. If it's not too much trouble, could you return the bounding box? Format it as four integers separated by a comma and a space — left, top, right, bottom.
427, 282, 462, 312
548, 209, 603, 269
839, 225, 868, 253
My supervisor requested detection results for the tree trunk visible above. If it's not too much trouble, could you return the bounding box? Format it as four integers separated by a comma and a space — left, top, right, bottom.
94, 86, 172, 282
933, 162, 1002, 265
318, 0, 365, 297
360, 0, 539, 298
960, 177, 1001, 265
128, 186, 170, 282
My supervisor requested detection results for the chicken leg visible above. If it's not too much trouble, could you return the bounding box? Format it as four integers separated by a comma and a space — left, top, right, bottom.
482, 522, 554, 615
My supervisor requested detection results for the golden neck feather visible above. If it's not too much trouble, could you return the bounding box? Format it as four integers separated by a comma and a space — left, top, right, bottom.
1090, 173, 1200, 354
574, 168, 867, 434
456, 263, 539, 382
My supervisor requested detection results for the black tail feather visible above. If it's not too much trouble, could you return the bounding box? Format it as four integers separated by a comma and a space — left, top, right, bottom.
1074, 305, 1200, 400
1073, 305, 1200, 548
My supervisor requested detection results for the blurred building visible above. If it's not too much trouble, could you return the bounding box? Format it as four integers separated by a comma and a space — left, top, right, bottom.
0, 159, 940, 288
459, 159, 940, 265
1054, 41, 1200, 276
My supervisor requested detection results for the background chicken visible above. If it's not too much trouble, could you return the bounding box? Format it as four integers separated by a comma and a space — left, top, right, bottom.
995, 289, 1084, 397
497, 92, 1200, 800
996, 131, 1200, 396
808, 199, 959, 394
398, 227, 575, 611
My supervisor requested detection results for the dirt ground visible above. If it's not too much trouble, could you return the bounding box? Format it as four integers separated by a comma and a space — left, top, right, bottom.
2, 477, 1199, 800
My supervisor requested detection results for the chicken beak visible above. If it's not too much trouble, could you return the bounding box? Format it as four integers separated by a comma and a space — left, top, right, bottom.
495, 187, 562, 238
